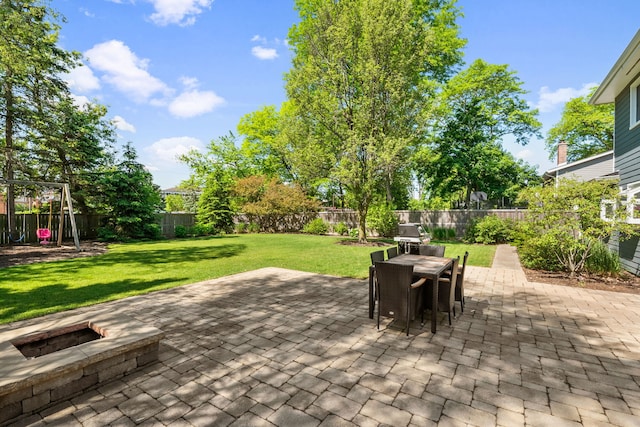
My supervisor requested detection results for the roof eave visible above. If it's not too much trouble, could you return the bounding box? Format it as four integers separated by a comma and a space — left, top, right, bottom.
590, 29, 640, 105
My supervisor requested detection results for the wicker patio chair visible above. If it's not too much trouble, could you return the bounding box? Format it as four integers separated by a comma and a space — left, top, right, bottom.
423, 256, 460, 325
386, 246, 399, 259
455, 251, 469, 313
374, 262, 426, 336
418, 244, 445, 257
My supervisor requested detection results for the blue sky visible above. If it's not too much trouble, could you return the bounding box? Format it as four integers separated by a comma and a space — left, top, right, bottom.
55, 0, 640, 190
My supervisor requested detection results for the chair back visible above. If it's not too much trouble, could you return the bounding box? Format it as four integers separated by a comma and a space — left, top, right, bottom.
386, 246, 399, 259
419, 244, 445, 257
445, 256, 460, 312
455, 251, 469, 304
375, 262, 416, 321
370, 250, 385, 265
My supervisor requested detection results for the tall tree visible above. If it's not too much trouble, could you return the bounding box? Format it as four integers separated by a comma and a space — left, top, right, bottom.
546, 85, 613, 162
416, 59, 541, 207
0, 0, 79, 234
30, 97, 117, 213
97, 143, 162, 240
286, 0, 464, 241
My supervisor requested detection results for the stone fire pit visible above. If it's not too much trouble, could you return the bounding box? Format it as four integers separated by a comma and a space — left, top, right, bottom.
0, 310, 164, 425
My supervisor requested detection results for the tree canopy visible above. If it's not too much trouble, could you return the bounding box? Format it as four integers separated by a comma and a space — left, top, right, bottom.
545, 85, 614, 162
414, 59, 542, 207
284, 0, 465, 240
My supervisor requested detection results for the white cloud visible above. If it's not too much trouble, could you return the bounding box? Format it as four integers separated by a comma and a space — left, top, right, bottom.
113, 115, 136, 133
85, 40, 171, 103
146, 136, 204, 163
64, 64, 100, 93
168, 89, 225, 118
70, 94, 91, 108
251, 34, 267, 44
535, 82, 598, 113
179, 76, 199, 90
515, 149, 532, 160
251, 46, 278, 60
147, 0, 213, 26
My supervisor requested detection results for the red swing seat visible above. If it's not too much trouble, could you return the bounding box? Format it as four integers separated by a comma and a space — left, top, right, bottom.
36, 228, 51, 244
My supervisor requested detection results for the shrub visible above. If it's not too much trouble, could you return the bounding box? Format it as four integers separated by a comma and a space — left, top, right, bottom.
518, 233, 564, 271
348, 228, 359, 239
367, 204, 398, 237
143, 223, 162, 240
192, 223, 215, 236
432, 227, 456, 241
248, 222, 260, 233
235, 222, 247, 234
585, 239, 621, 275
465, 215, 514, 244
303, 218, 329, 234
333, 222, 349, 236
174, 225, 187, 238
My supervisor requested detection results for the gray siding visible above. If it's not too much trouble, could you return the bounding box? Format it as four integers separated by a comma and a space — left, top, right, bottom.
615, 73, 640, 187
555, 154, 614, 181
609, 232, 640, 276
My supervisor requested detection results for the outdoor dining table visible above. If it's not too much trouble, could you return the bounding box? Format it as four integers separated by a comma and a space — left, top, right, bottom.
369, 254, 454, 334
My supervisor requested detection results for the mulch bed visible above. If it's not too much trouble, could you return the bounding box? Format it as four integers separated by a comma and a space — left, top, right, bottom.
0, 241, 108, 268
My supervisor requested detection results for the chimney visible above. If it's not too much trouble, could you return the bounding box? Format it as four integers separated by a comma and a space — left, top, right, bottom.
557, 141, 567, 165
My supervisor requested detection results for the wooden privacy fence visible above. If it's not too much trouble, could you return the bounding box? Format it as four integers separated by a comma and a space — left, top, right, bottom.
0, 213, 197, 245
0, 210, 525, 245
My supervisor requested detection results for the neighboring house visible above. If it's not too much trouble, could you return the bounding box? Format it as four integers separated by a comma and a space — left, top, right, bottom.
591, 29, 640, 275
542, 142, 615, 185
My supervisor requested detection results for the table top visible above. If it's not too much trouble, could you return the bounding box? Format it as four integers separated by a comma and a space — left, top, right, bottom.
381, 254, 453, 279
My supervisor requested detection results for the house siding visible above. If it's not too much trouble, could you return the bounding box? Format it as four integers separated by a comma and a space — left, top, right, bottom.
610, 232, 640, 276
554, 154, 614, 181
615, 73, 640, 187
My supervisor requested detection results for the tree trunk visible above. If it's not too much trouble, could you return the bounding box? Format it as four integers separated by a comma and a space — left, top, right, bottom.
3, 79, 16, 240
357, 201, 368, 243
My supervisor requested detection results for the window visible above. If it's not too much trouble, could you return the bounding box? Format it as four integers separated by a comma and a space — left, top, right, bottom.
601, 199, 617, 222
630, 77, 640, 129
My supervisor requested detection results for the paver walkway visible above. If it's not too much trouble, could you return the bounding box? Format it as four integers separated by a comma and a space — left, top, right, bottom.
4, 247, 640, 426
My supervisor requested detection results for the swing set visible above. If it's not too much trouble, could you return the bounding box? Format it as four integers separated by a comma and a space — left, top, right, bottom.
1, 179, 80, 251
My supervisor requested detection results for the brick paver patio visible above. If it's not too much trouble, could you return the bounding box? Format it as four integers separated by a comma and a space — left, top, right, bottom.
4, 256, 640, 426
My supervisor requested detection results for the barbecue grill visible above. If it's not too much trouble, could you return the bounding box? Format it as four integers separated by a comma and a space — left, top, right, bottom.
393, 223, 430, 254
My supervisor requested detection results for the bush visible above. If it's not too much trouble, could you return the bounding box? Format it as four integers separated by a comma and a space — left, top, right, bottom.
303, 218, 329, 234
248, 222, 260, 233
464, 215, 514, 244
192, 223, 215, 236
174, 225, 187, 238
235, 222, 247, 234
585, 239, 621, 275
367, 204, 398, 237
333, 222, 349, 236
432, 227, 456, 241
518, 233, 564, 271
143, 223, 162, 240
348, 228, 359, 239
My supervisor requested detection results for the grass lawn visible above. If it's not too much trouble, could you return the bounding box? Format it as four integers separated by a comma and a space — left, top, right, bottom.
0, 234, 495, 324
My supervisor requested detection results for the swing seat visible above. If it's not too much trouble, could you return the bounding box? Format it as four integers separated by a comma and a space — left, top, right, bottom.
36, 228, 51, 244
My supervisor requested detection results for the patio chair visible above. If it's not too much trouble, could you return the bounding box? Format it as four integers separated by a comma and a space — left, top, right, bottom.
423, 256, 459, 325
370, 250, 385, 265
419, 244, 445, 257
456, 251, 469, 313
375, 262, 426, 336
386, 246, 399, 259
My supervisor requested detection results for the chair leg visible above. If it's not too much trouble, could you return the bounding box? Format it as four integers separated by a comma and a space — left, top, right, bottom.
448, 311, 452, 325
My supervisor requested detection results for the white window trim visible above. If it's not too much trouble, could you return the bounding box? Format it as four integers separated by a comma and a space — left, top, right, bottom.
627, 185, 640, 224
601, 199, 617, 222
630, 76, 640, 130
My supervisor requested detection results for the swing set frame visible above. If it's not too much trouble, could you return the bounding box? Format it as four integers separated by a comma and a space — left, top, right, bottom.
1, 179, 80, 251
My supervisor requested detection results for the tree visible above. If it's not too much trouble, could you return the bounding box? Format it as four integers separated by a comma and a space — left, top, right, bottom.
546, 85, 614, 162
196, 167, 234, 234
237, 106, 294, 182
0, 0, 79, 235
97, 143, 162, 240
232, 175, 320, 232
415, 59, 542, 207
285, 0, 464, 241
30, 97, 116, 213
517, 179, 635, 278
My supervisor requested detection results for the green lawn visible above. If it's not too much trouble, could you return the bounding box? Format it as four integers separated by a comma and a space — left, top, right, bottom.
0, 234, 495, 324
